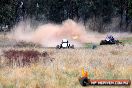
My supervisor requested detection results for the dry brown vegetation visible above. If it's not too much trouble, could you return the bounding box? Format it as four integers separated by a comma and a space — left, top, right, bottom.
15, 41, 41, 47
2, 50, 54, 67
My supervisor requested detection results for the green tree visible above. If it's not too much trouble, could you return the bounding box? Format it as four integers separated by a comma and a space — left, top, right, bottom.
0, 0, 17, 27
128, 0, 132, 18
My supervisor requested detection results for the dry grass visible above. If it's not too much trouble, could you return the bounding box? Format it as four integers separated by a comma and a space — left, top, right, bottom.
0, 33, 131, 88
0, 44, 131, 88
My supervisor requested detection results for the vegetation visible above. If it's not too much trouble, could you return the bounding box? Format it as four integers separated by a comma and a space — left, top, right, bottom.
0, 45, 131, 88
1, 0, 132, 32
120, 37, 132, 44
1, 49, 54, 67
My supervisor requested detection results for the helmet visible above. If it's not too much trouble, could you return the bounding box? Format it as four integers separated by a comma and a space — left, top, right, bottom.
62, 39, 68, 43
107, 35, 114, 39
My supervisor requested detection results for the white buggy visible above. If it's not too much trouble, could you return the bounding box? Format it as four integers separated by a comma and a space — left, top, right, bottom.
56, 39, 74, 49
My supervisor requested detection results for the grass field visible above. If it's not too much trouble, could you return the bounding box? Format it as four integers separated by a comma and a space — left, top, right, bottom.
120, 37, 132, 44
0, 34, 131, 88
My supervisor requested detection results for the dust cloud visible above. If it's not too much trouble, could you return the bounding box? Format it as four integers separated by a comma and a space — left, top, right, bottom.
8, 19, 132, 47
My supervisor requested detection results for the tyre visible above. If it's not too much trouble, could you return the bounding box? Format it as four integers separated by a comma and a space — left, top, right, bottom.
70, 45, 74, 49
100, 40, 107, 45
56, 45, 60, 49
79, 77, 90, 86
67, 44, 70, 48
60, 44, 63, 49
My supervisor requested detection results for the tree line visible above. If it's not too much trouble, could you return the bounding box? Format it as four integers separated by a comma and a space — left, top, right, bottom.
0, 0, 132, 32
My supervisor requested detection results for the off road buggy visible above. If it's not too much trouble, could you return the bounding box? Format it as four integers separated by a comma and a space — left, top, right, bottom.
56, 39, 74, 49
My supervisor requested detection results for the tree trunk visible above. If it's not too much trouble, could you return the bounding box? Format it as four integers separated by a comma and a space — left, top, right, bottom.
120, 0, 123, 31
125, 0, 129, 31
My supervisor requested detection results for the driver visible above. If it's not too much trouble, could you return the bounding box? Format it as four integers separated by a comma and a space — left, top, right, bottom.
105, 35, 115, 43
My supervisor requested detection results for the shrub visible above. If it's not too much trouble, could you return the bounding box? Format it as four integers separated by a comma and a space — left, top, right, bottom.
3, 50, 54, 67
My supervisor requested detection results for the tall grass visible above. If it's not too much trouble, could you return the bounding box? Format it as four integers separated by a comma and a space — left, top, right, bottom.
0, 44, 131, 88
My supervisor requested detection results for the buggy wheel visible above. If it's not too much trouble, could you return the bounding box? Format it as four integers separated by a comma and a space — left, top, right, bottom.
67, 44, 70, 48
60, 44, 63, 49
79, 77, 90, 86
70, 45, 74, 49
56, 45, 60, 49
100, 40, 107, 45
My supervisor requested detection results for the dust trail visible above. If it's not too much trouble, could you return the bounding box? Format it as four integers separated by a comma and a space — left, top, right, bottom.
8, 19, 97, 47
8, 19, 132, 47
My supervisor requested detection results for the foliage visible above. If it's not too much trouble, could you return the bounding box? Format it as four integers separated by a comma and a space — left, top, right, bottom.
0, 0, 132, 32
128, 0, 132, 18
